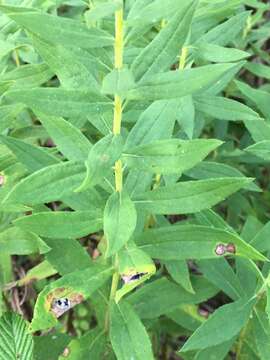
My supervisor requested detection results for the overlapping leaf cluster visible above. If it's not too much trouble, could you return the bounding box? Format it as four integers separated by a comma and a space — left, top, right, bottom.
0, 0, 270, 359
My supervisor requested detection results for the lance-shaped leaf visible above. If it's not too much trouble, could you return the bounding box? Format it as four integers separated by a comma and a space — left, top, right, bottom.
185, 161, 260, 193
125, 99, 179, 148
0, 5, 113, 49
127, 63, 243, 101
116, 241, 156, 302
197, 11, 250, 46
0, 312, 34, 360
104, 190, 137, 258
3, 161, 85, 205
85, 0, 121, 22
235, 80, 270, 121
131, 0, 197, 81
0, 63, 54, 89
135, 225, 266, 261
30, 264, 113, 332
128, 277, 218, 319
180, 298, 255, 352
164, 260, 194, 294
45, 238, 92, 276
0, 135, 59, 172
0, 104, 25, 132
252, 309, 270, 360
134, 177, 253, 215
58, 328, 106, 360
14, 210, 103, 239
77, 134, 123, 192
110, 301, 154, 360
193, 95, 261, 121
37, 113, 92, 161
195, 43, 250, 63
18, 261, 57, 286
123, 139, 222, 174
0, 227, 49, 255
31, 35, 100, 91
127, 0, 192, 25
245, 141, 270, 161
4, 88, 113, 119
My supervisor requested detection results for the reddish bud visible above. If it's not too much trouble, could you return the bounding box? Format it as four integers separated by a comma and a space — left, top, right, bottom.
226, 243, 236, 254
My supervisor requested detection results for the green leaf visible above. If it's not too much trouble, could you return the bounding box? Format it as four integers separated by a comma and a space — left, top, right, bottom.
198, 11, 250, 46
125, 100, 179, 148
123, 139, 222, 174
4, 88, 113, 118
85, 0, 121, 22
235, 80, 270, 121
0, 5, 113, 49
18, 261, 57, 286
0, 104, 24, 132
164, 260, 195, 293
245, 141, 270, 161
0, 63, 54, 89
14, 210, 103, 239
185, 161, 260, 192
102, 68, 135, 95
110, 300, 154, 360
44, 238, 92, 276
135, 224, 266, 261
180, 298, 255, 352
167, 304, 205, 332
31, 35, 100, 91
195, 43, 250, 63
30, 264, 113, 332
37, 113, 92, 161
0, 135, 59, 172
128, 277, 218, 319
127, 63, 243, 101
3, 161, 85, 205
77, 134, 123, 191
198, 258, 245, 300
131, 0, 197, 81
58, 328, 106, 360
176, 96, 195, 139
0, 227, 49, 255
104, 190, 137, 257
116, 241, 156, 302
34, 333, 71, 360
245, 62, 270, 80
134, 177, 253, 215
252, 309, 270, 360
194, 95, 261, 121
0, 312, 33, 360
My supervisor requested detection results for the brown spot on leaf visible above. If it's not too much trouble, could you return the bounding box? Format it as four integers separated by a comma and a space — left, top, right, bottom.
226, 243, 236, 254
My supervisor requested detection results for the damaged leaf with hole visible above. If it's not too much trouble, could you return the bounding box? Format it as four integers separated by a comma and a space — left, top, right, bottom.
116, 241, 156, 303
30, 264, 113, 332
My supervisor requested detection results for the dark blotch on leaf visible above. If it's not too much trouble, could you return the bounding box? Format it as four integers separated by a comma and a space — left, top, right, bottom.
226, 243, 236, 254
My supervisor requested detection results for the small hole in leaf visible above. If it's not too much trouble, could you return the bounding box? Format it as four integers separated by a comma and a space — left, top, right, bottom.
215, 244, 226, 256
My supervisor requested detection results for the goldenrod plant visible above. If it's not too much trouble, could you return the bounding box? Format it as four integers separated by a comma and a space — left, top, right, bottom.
0, 1, 270, 359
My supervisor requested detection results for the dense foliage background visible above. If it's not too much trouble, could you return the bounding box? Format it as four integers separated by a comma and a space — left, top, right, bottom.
0, 0, 270, 359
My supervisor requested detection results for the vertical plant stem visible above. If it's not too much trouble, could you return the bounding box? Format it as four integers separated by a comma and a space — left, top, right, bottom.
113, 7, 124, 193
105, 3, 124, 332
179, 46, 188, 70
